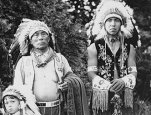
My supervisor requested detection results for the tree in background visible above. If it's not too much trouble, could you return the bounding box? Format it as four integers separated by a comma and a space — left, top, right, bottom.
1, 0, 151, 109
125, 0, 151, 104
63, 0, 99, 24
0, 0, 88, 91
65, 0, 151, 113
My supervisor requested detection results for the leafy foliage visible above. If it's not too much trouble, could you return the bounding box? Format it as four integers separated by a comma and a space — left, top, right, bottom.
0, 0, 88, 90
0, 0, 151, 108
135, 50, 151, 100
65, 0, 100, 24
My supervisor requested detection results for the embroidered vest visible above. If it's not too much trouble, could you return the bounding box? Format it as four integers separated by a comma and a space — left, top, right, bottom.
92, 39, 134, 113
95, 39, 130, 82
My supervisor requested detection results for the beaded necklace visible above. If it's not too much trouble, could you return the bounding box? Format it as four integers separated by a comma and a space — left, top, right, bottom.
31, 47, 56, 67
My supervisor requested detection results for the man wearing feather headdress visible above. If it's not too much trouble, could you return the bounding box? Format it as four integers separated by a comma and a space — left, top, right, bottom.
87, 1, 137, 115
12, 19, 89, 115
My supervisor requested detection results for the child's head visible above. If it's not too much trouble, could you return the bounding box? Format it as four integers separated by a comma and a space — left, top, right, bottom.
2, 85, 26, 114
3, 95, 21, 114
2, 85, 41, 115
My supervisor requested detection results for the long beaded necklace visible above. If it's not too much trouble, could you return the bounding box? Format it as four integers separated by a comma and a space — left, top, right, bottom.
105, 36, 124, 115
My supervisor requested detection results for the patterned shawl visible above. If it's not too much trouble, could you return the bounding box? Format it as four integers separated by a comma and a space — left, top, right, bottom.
63, 73, 90, 115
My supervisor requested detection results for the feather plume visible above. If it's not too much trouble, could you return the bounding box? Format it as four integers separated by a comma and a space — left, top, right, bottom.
14, 18, 54, 55
2, 85, 41, 115
86, 1, 135, 41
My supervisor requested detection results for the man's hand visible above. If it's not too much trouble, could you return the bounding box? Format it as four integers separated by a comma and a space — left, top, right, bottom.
58, 82, 68, 91
92, 75, 111, 90
109, 79, 125, 93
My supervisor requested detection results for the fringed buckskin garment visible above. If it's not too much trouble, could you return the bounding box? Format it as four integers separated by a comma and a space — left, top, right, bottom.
90, 39, 134, 115
63, 73, 90, 115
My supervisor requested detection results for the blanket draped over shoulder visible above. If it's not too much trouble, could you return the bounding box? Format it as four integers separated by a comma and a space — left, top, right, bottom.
63, 73, 90, 115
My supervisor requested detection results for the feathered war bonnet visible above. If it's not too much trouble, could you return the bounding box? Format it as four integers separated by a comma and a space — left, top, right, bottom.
2, 85, 41, 115
14, 19, 55, 55
86, 1, 134, 41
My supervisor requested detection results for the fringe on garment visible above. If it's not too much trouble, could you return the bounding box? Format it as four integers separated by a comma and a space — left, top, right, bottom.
92, 89, 109, 113
92, 88, 133, 114
124, 88, 133, 109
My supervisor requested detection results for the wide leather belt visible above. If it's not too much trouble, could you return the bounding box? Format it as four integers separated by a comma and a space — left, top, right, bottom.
36, 100, 60, 107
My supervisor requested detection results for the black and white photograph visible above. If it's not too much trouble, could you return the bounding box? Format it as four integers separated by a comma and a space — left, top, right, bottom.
0, 0, 150, 115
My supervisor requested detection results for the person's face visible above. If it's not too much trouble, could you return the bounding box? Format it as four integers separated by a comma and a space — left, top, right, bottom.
4, 96, 20, 114
104, 17, 122, 36
30, 30, 50, 50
